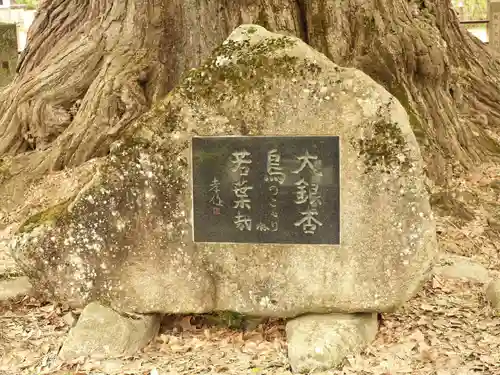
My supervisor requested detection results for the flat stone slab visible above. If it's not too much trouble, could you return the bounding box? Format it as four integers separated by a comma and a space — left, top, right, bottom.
59, 302, 161, 360
486, 279, 500, 310
0, 276, 32, 301
286, 313, 378, 373
433, 253, 491, 284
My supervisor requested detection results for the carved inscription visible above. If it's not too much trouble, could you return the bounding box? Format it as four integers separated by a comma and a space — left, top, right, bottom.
192, 136, 340, 244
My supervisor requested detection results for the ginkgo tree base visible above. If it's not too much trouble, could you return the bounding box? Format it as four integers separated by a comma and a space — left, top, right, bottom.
0, 0, 498, 191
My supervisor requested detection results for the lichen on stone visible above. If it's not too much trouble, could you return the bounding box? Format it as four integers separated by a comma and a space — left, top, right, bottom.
10, 136, 190, 308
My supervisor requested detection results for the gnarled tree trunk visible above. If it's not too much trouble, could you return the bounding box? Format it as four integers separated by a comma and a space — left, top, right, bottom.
0, 0, 499, 225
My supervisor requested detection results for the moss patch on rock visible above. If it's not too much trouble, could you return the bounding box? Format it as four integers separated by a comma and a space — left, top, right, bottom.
357, 118, 411, 174
18, 201, 70, 234
179, 36, 322, 106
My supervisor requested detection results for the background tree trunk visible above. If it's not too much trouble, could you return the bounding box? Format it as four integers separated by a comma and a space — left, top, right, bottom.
303, 0, 500, 184
0, 0, 499, 220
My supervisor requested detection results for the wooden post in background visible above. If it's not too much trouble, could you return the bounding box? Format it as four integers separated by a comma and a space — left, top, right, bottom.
0, 22, 17, 88
489, 0, 500, 50
457, 1, 465, 20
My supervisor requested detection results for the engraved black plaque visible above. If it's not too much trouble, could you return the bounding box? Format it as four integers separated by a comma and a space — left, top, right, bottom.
191, 136, 340, 244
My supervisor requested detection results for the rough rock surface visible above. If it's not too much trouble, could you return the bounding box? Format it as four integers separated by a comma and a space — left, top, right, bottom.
0, 252, 19, 278
58, 302, 161, 360
286, 313, 378, 373
433, 253, 491, 284
0, 276, 32, 301
10, 25, 437, 316
485, 279, 500, 310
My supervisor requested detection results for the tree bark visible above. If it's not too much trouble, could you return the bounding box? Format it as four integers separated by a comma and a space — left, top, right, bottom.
0, 0, 498, 199
304, 0, 500, 184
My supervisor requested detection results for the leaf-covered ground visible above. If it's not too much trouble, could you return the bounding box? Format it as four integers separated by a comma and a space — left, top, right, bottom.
0, 163, 499, 375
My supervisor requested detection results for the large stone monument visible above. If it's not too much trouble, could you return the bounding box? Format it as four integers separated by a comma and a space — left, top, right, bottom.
0, 22, 17, 88
8, 25, 437, 372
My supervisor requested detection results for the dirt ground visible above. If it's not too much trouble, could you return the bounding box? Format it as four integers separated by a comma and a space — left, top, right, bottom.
0, 163, 499, 375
